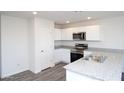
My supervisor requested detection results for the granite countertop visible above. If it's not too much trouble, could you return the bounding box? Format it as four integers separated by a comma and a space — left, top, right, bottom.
55, 45, 124, 53
85, 48, 124, 53
64, 50, 124, 81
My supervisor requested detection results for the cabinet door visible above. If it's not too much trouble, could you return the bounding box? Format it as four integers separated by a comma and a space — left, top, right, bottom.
54, 49, 70, 63
61, 49, 70, 63
54, 49, 63, 64
76, 27, 86, 33
54, 29, 61, 40
66, 70, 101, 81
86, 25, 100, 41
61, 29, 73, 40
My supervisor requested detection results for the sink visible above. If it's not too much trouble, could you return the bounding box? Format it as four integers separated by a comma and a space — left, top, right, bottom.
83, 55, 107, 63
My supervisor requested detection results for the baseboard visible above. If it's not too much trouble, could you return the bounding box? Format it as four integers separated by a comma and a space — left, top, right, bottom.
1, 68, 29, 78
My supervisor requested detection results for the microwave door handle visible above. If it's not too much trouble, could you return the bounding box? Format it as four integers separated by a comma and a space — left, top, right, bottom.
84, 32, 86, 40
81, 32, 86, 40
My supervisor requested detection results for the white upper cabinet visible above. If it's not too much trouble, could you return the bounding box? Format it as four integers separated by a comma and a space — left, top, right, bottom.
75, 27, 86, 33
61, 27, 86, 40
86, 25, 100, 41
57, 25, 100, 41
54, 29, 62, 40
61, 28, 74, 40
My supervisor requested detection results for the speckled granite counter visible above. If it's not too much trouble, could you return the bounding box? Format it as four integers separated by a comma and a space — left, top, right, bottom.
85, 47, 124, 53
64, 50, 124, 81
55, 46, 124, 53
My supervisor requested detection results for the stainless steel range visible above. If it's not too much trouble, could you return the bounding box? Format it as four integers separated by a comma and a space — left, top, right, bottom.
71, 43, 88, 62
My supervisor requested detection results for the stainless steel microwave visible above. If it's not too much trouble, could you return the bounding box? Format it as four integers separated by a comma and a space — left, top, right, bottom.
73, 32, 86, 40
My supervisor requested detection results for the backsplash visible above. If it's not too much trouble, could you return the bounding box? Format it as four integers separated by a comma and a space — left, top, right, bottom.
54, 40, 124, 50
55, 40, 89, 47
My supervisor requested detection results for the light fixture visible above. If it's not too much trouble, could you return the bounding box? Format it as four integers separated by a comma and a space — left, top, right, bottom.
87, 17, 91, 20
66, 21, 70, 23
33, 11, 37, 15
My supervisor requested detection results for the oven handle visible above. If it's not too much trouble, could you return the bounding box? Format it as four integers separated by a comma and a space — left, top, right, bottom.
71, 52, 83, 55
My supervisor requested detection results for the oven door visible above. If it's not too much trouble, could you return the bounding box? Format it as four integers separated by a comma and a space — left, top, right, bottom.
71, 52, 83, 62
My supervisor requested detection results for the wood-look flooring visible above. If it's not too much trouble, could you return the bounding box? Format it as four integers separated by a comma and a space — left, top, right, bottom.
1, 62, 67, 81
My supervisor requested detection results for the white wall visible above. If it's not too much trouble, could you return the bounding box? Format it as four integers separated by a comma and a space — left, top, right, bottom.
59, 16, 124, 50
28, 18, 35, 72
1, 15, 29, 78
28, 17, 55, 73
33, 17, 54, 73
0, 15, 55, 77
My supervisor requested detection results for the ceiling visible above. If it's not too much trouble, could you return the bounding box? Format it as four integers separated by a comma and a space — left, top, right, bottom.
1, 11, 124, 24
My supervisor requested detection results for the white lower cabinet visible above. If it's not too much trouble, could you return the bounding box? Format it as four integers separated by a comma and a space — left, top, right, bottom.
54, 49, 71, 64
66, 70, 100, 81
54, 49, 63, 64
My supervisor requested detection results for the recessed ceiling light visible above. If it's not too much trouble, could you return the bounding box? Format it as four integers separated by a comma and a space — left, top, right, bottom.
87, 17, 91, 20
66, 21, 70, 23
33, 11, 37, 15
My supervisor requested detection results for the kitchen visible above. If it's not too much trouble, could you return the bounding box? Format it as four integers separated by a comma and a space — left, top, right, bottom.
0, 11, 124, 81
54, 22, 124, 81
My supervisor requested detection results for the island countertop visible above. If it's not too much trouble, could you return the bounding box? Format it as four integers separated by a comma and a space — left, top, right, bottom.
64, 50, 124, 81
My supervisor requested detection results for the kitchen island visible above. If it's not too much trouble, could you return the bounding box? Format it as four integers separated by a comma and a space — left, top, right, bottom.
64, 49, 124, 81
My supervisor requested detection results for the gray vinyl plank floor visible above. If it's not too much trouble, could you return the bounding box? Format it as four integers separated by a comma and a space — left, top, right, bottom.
0, 62, 67, 81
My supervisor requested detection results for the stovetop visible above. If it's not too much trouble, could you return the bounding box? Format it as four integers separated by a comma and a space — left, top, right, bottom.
71, 44, 88, 54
